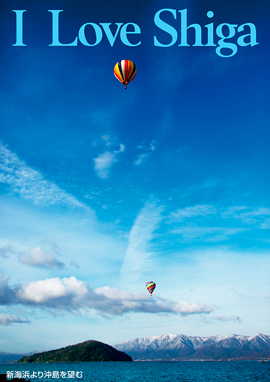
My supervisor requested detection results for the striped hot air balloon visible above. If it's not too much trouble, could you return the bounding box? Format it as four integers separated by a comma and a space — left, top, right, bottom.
114, 60, 137, 89
146, 281, 156, 296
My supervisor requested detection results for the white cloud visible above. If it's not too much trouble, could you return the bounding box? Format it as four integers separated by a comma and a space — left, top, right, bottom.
120, 200, 164, 282
0, 143, 87, 208
0, 275, 213, 317
93, 143, 125, 179
119, 144, 125, 152
169, 205, 217, 222
19, 246, 65, 269
93, 151, 117, 179
16, 277, 88, 306
95, 286, 145, 301
95, 287, 212, 315
14, 277, 213, 316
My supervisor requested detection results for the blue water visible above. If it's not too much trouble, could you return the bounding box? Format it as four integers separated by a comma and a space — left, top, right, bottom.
1, 361, 269, 382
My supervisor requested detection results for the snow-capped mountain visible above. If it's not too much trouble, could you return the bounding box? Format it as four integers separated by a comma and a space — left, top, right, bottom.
114, 333, 270, 361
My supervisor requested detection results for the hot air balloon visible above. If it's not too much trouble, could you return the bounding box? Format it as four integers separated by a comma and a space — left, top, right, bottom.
114, 60, 137, 89
146, 281, 156, 296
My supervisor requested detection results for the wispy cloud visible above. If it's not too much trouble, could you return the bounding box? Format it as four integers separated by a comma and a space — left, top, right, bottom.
222, 206, 270, 226
0, 313, 28, 326
120, 200, 164, 282
134, 153, 148, 166
170, 204, 270, 225
93, 142, 125, 179
0, 143, 87, 208
134, 140, 157, 166
167, 204, 270, 243
169, 205, 217, 222
215, 315, 241, 322
19, 246, 65, 269
259, 220, 270, 229
70, 260, 80, 269
232, 288, 255, 300
0, 245, 16, 258
171, 225, 247, 242
2, 276, 213, 317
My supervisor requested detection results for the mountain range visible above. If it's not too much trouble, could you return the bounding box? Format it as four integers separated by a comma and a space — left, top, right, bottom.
114, 333, 270, 361
1, 333, 269, 363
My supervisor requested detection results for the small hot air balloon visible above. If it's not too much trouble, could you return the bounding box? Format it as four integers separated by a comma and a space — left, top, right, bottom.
146, 281, 156, 296
114, 60, 137, 89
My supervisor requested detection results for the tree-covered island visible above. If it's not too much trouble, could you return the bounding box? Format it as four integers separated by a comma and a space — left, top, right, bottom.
17, 340, 132, 363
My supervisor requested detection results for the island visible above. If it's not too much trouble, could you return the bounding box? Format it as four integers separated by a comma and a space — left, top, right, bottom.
17, 340, 132, 363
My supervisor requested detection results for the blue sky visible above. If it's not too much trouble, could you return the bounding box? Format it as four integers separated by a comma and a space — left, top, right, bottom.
0, 0, 269, 353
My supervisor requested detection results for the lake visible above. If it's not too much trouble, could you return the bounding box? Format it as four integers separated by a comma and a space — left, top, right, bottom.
1, 361, 269, 382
